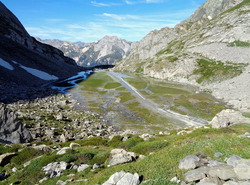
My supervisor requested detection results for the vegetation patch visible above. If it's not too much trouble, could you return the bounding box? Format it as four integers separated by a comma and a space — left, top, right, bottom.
193, 59, 246, 84
227, 40, 250, 47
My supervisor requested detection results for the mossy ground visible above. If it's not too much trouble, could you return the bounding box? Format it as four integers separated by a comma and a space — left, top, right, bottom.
1, 124, 249, 185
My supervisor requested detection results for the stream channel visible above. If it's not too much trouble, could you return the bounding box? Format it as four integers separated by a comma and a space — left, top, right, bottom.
52, 70, 227, 133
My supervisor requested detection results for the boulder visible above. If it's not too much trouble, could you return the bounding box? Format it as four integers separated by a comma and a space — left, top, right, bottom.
234, 163, 250, 180
42, 162, 68, 178
102, 171, 140, 185
77, 164, 89, 173
57, 147, 71, 155
0, 152, 16, 166
208, 164, 237, 180
0, 103, 32, 143
109, 153, 134, 167
184, 166, 210, 182
227, 155, 243, 167
179, 155, 200, 170
109, 149, 136, 166
210, 109, 250, 128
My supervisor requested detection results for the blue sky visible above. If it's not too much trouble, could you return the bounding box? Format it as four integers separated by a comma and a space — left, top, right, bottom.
2, 0, 206, 42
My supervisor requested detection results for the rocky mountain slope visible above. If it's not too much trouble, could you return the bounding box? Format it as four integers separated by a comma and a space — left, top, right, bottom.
39, 36, 137, 67
115, 0, 250, 111
0, 2, 82, 92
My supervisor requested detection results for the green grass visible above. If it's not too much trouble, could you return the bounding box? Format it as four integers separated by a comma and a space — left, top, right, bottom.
2, 124, 250, 185
194, 59, 245, 84
227, 40, 250, 47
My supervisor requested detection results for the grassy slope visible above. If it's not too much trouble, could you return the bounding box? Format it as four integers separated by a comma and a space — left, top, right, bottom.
1, 124, 249, 185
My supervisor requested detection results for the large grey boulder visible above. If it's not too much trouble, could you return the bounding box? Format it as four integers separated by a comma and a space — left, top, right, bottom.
234, 163, 250, 180
179, 155, 200, 170
185, 166, 210, 182
109, 149, 136, 167
0, 103, 32, 143
208, 164, 237, 181
210, 109, 250, 128
77, 164, 89, 173
42, 162, 68, 178
102, 171, 140, 185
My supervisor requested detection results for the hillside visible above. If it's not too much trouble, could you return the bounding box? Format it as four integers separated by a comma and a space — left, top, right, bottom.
0, 2, 83, 103
39, 36, 137, 67
115, 0, 250, 111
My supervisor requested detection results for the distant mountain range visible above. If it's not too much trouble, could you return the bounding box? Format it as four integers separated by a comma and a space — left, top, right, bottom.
37, 36, 137, 67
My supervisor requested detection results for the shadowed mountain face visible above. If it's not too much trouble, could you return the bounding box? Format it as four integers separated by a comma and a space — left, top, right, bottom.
0, 2, 84, 103
0, 2, 82, 87
38, 36, 137, 67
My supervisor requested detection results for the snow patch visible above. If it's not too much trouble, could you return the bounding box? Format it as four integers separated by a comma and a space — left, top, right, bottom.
12, 60, 58, 81
0, 58, 14, 70
20, 65, 58, 80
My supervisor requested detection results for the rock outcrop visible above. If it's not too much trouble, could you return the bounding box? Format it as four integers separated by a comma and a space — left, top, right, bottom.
0, 103, 32, 143
210, 109, 250, 128
180, 153, 250, 184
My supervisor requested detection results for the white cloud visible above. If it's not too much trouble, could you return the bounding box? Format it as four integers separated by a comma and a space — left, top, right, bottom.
91, 1, 120, 7
102, 13, 139, 20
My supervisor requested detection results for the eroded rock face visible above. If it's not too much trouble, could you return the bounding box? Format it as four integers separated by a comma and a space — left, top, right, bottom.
0, 103, 32, 143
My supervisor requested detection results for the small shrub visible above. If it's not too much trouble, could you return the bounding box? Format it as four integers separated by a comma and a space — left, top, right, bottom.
91, 151, 110, 165
11, 148, 44, 166
131, 140, 168, 155
107, 136, 123, 147
119, 136, 144, 150
78, 137, 107, 146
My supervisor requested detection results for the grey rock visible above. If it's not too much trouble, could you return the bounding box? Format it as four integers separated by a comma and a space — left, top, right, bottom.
184, 166, 210, 182
109, 153, 134, 167
57, 147, 71, 155
179, 155, 200, 170
214, 152, 223, 158
0, 103, 32, 143
234, 163, 250, 180
39, 177, 48, 183
102, 171, 140, 185
170, 177, 181, 183
197, 182, 217, 185
77, 164, 89, 173
42, 162, 68, 178
93, 163, 100, 170
69, 142, 80, 148
210, 110, 250, 128
208, 164, 237, 180
227, 155, 243, 167
0, 152, 16, 166
208, 160, 224, 167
